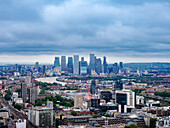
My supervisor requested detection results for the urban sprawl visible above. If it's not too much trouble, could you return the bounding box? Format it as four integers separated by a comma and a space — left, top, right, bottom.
0, 54, 169, 128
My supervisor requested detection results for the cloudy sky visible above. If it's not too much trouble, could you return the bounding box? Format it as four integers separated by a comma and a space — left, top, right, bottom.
0, 0, 170, 64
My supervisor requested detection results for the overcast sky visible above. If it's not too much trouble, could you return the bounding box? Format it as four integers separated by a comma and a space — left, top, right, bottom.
0, 0, 170, 64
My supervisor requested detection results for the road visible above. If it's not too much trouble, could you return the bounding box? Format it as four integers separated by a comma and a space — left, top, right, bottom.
0, 96, 37, 128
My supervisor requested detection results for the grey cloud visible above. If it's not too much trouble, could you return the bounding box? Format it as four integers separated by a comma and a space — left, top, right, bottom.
0, 0, 170, 58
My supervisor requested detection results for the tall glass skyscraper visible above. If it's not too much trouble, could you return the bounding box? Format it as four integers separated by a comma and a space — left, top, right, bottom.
61, 56, 66, 71
103, 56, 108, 73
73, 55, 79, 75
54, 57, 60, 67
67, 57, 73, 73
80, 57, 87, 75
95, 58, 102, 75
90, 54, 95, 70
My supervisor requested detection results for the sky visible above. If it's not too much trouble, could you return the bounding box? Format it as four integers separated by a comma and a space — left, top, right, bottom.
0, 0, 170, 64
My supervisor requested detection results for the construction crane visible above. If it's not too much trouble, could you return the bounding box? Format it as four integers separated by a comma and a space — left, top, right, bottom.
86, 81, 93, 99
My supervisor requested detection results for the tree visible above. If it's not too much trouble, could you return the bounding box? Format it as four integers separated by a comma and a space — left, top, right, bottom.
93, 114, 99, 118
150, 118, 157, 128
105, 114, 111, 117
5, 90, 12, 95
71, 111, 77, 116
125, 124, 138, 128
14, 104, 21, 110
5, 94, 11, 101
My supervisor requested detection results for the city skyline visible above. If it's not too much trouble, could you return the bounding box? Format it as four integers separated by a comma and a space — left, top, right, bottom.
0, 0, 170, 63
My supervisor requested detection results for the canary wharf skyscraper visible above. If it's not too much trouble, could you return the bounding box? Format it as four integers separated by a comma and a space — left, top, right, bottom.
61, 56, 66, 71
90, 54, 95, 70
67, 57, 73, 73
73, 55, 79, 75
54, 57, 60, 67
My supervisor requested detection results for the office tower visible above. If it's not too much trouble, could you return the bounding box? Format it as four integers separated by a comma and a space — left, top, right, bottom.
113, 63, 118, 74
47, 101, 53, 108
90, 80, 96, 94
100, 91, 112, 103
18, 66, 22, 74
29, 87, 38, 104
67, 57, 73, 73
90, 54, 95, 70
119, 62, 124, 72
61, 56, 66, 71
103, 56, 108, 73
116, 89, 136, 113
54, 57, 60, 67
95, 58, 102, 75
80, 57, 87, 75
74, 95, 83, 108
21, 82, 27, 103
25, 76, 31, 86
28, 107, 56, 127
42, 65, 46, 75
15, 64, 18, 71
73, 55, 79, 75
35, 62, 39, 70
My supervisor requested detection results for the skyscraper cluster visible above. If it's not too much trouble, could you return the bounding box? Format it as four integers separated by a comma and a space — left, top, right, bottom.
54, 54, 124, 75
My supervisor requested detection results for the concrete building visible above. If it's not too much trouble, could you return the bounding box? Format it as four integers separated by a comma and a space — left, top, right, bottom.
29, 87, 38, 104
28, 107, 56, 128
116, 89, 136, 113
73, 55, 79, 75
21, 82, 27, 103
25, 76, 31, 86
74, 95, 83, 108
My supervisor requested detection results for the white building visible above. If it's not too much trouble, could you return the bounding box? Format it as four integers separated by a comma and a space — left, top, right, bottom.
16, 119, 26, 128
116, 89, 136, 113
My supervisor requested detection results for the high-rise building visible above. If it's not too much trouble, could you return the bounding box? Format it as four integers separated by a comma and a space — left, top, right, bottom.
95, 58, 102, 75
74, 95, 83, 108
113, 63, 118, 74
103, 56, 108, 73
73, 55, 79, 75
90, 54, 95, 70
67, 57, 73, 73
42, 65, 46, 75
29, 87, 38, 104
61, 56, 66, 71
119, 62, 124, 72
21, 82, 27, 103
54, 57, 60, 67
35, 62, 39, 70
28, 107, 56, 127
80, 57, 87, 75
90, 80, 96, 94
25, 76, 31, 86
